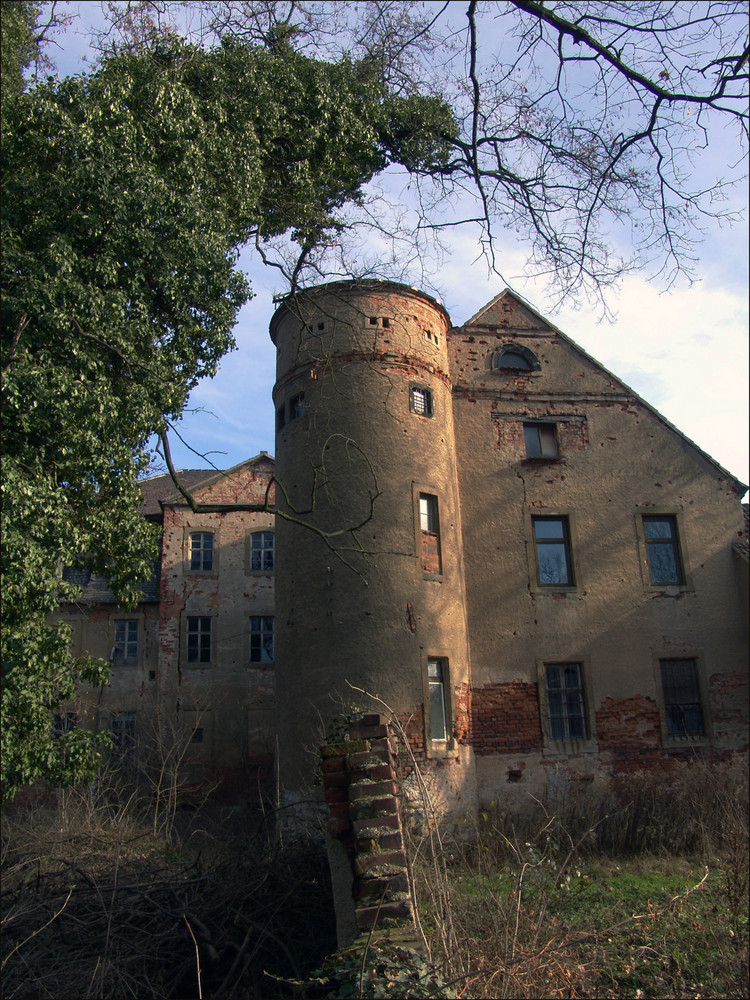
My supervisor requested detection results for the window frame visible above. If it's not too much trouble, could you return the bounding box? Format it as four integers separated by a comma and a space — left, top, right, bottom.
184, 528, 219, 576
415, 489, 443, 580
654, 654, 711, 745
492, 343, 541, 373
110, 711, 137, 757
422, 654, 456, 757
249, 615, 274, 664
111, 618, 140, 667
537, 658, 596, 752
289, 392, 306, 420
52, 712, 78, 737
635, 510, 691, 592
247, 530, 275, 573
185, 615, 213, 667
409, 382, 434, 418
523, 421, 559, 459
528, 513, 578, 592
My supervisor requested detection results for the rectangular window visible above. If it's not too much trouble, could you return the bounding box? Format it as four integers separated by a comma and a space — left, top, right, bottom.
660, 658, 705, 738
289, 393, 305, 420
643, 515, 684, 585
524, 422, 558, 458
110, 711, 137, 755
410, 384, 433, 417
189, 532, 214, 572
428, 659, 448, 741
52, 712, 78, 737
250, 616, 274, 663
250, 531, 275, 571
187, 616, 212, 664
276, 405, 286, 431
113, 620, 138, 666
419, 493, 442, 575
545, 664, 588, 740
532, 516, 574, 587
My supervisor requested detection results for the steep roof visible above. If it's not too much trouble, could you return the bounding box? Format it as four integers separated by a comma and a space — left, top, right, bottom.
734, 503, 750, 563
61, 562, 161, 605
460, 288, 748, 497
139, 469, 218, 516
158, 452, 275, 507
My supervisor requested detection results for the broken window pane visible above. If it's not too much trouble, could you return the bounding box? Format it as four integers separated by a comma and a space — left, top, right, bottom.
250, 616, 274, 663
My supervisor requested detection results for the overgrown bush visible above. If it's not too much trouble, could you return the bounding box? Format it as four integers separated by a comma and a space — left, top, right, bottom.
1, 785, 336, 999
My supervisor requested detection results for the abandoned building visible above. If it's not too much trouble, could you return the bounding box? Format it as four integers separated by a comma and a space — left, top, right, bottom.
56, 281, 749, 820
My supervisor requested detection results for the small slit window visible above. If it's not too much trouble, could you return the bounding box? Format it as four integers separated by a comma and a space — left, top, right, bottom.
428, 659, 449, 742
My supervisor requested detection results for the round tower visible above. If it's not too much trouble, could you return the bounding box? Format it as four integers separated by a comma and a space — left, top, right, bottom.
270, 281, 474, 816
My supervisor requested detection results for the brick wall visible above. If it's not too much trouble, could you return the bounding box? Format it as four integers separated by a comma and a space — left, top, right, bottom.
470, 681, 543, 754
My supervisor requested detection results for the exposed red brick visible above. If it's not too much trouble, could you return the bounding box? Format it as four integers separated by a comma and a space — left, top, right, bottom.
470, 681, 543, 754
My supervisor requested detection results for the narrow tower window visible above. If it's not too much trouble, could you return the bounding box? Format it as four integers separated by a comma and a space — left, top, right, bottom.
419, 494, 442, 575
428, 659, 448, 741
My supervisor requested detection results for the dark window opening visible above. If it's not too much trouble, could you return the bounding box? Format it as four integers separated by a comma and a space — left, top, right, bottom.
524, 422, 558, 458
276, 405, 286, 431
419, 494, 442, 575
317, 321, 325, 331
289, 393, 305, 420
499, 351, 531, 369
187, 617, 212, 664
643, 515, 684, 585
428, 659, 448, 741
545, 663, 588, 740
369, 316, 378, 325
110, 712, 137, 755
250, 531, 274, 571
52, 712, 78, 737
494, 344, 541, 371
410, 384, 433, 417
191, 727, 204, 744
382, 318, 390, 328
533, 516, 574, 587
113, 620, 138, 665
250, 616, 274, 663
660, 658, 705, 738
189, 532, 214, 572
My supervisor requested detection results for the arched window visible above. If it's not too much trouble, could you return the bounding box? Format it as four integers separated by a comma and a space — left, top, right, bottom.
493, 344, 540, 372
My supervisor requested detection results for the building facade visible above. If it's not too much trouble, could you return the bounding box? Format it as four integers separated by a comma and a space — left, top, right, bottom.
57, 282, 749, 817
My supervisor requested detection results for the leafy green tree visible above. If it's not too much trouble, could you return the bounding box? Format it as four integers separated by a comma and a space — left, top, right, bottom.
0, 7, 455, 804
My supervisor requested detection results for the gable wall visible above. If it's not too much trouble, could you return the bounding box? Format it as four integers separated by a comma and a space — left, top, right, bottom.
449, 295, 748, 805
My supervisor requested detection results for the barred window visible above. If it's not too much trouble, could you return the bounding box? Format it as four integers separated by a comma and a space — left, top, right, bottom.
660, 658, 705, 738
545, 664, 588, 741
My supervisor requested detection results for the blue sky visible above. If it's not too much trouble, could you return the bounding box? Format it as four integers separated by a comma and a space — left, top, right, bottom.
48, 3, 750, 492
